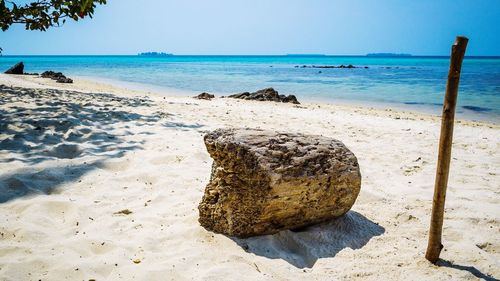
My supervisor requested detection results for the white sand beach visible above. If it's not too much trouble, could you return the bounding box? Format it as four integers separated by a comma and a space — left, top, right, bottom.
0, 74, 498, 280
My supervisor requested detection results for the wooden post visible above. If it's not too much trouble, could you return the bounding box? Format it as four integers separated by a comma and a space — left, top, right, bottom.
425, 36, 468, 263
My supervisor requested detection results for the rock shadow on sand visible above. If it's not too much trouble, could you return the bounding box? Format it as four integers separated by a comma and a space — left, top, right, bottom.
232, 211, 384, 268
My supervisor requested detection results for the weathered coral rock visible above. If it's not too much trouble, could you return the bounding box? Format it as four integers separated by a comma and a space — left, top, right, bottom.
198, 128, 361, 237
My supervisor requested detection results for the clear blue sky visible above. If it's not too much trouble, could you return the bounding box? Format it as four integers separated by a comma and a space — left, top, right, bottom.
1, 0, 499, 55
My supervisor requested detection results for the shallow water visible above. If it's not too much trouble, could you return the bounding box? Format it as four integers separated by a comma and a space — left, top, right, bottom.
1, 55, 499, 122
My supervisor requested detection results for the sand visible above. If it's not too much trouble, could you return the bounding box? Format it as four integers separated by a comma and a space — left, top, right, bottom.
0, 73, 498, 281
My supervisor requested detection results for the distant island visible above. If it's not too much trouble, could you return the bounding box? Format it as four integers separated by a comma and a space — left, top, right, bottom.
138, 52, 174, 56
366, 53, 412, 57
286, 54, 326, 57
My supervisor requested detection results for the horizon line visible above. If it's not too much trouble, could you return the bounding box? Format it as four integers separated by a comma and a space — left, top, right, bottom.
2, 54, 500, 58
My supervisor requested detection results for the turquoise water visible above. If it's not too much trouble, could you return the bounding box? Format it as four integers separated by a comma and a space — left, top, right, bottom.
1, 55, 499, 121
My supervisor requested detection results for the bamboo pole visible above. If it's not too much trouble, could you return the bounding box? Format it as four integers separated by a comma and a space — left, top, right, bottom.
425, 36, 468, 263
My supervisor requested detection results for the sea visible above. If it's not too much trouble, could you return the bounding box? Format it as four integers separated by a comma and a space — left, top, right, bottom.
1, 55, 499, 122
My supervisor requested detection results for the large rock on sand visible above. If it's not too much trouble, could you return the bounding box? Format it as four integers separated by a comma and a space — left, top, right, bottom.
198, 128, 361, 237
4, 62, 24, 74
41, 71, 73, 83
228, 88, 300, 104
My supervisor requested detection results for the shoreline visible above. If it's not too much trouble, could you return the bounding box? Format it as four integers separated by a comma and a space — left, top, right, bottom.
62, 75, 500, 125
71, 74, 500, 124
2, 73, 498, 127
0, 73, 499, 280
1, 55, 499, 124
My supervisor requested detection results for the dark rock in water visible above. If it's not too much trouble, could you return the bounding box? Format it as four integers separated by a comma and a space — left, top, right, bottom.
462, 105, 492, 112
24, 72, 39, 76
4, 62, 24, 74
228, 88, 300, 104
41, 71, 73, 83
305, 65, 366, 69
194, 92, 215, 100
198, 128, 362, 237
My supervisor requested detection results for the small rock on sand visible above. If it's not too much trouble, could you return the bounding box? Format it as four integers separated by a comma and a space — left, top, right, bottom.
41, 71, 73, 83
194, 92, 215, 100
114, 209, 133, 215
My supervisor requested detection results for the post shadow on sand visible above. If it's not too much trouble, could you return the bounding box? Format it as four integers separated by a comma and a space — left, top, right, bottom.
436, 259, 499, 281
232, 211, 385, 268
0, 85, 202, 203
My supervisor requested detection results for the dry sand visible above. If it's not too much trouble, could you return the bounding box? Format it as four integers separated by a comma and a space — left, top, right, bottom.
0, 74, 498, 281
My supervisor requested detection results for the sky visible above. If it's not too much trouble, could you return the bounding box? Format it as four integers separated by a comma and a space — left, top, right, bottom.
1, 0, 499, 56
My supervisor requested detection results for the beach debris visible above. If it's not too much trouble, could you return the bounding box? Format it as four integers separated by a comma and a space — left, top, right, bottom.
194, 92, 215, 100
228, 87, 300, 104
475, 242, 493, 251
41, 70, 74, 83
198, 128, 361, 237
114, 209, 133, 215
4, 62, 24, 74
